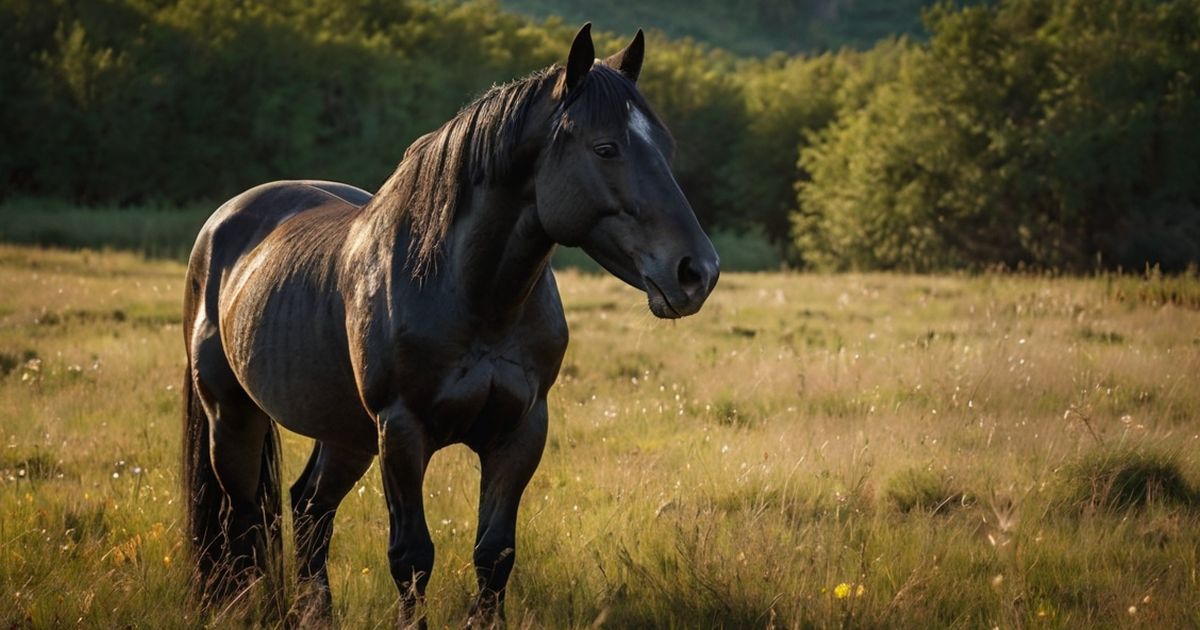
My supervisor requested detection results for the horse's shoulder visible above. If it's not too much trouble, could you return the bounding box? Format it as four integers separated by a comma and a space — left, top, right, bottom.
521, 271, 570, 350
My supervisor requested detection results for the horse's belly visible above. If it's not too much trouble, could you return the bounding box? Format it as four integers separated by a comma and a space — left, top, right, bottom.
222, 281, 376, 450
253, 365, 375, 449
244, 355, 375, 448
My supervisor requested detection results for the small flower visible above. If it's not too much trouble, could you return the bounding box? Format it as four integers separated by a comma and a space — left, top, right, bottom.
361, 567, 370, 574
834, 583, 851, 599
856, 584, 865, 597
1128, 605, 1137, 615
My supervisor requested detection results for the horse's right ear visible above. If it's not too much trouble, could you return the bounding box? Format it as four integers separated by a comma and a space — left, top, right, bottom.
563, 23, 594, 93
605, 29, 644, 83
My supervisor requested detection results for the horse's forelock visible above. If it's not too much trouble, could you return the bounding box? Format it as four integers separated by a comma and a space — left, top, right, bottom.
551, 64, 670, 150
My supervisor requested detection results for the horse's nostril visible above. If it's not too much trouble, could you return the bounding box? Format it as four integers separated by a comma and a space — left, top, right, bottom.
677, 256, 703, 293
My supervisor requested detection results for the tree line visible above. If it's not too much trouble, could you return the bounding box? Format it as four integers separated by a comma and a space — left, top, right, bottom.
2, 0, 1197, 271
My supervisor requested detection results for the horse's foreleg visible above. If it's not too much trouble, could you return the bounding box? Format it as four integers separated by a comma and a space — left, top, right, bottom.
378, 404, 435, 628
289, 441, 374, 621
469, 400, 548, 625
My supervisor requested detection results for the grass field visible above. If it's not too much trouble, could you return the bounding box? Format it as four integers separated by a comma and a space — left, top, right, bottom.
2, 244, 1199, 628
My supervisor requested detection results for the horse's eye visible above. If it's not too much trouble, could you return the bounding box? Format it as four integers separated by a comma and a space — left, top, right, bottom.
592, 143, 619, 159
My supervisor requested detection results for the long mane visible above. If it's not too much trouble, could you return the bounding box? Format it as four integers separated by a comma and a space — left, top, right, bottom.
366, 63, 662, 278
364, 67, 557, 276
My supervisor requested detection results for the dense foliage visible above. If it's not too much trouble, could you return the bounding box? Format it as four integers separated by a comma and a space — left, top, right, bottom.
2, 0, 1198, 270
0, 0, 570, 203
797, 0, 1200, 271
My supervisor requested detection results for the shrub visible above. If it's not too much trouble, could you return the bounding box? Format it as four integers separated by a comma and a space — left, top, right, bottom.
1056, 448, 1197, 513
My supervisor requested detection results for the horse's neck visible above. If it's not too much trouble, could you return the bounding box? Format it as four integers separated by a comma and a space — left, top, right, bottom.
443, 184, 554, 319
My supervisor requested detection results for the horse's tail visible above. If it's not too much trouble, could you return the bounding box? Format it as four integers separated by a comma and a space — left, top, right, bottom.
181, 366, 284, 610
253, 420, 285, 616
256, 422, 285, 612
182, 365, 225, 601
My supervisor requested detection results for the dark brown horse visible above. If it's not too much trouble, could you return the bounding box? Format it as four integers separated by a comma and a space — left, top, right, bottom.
182, 24, 718, 625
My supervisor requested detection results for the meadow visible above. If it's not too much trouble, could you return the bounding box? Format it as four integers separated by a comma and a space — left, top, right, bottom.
2, 244, 1199, 628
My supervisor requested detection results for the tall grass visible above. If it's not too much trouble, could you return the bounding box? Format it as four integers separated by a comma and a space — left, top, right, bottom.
0, 199, 211, 260
1, 245, 1199, 627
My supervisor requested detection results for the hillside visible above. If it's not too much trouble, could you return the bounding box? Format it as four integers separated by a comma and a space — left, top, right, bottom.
501, 0, 934, 55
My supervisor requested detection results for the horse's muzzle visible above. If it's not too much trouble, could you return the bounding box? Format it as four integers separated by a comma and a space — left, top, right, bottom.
644, 253, 719, 319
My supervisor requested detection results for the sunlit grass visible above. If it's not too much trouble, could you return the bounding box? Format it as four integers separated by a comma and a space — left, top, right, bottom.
2, 245, 1199, 627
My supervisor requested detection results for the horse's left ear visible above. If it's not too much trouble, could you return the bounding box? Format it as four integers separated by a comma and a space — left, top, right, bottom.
605, 29, 644, 83
564, 23, 595, 93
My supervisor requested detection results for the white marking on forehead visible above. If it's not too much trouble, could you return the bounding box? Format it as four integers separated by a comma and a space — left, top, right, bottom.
628, 104, 654, 144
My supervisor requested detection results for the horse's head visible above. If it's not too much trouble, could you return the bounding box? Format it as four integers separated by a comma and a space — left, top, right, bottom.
534, 24, 719, 319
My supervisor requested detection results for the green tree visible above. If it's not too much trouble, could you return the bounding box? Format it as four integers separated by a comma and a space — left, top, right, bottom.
716, 51, 846, 247
797, 0, 1200, 271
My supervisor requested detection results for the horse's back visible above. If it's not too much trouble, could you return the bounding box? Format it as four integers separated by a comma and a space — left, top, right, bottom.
191, 180, 369, 270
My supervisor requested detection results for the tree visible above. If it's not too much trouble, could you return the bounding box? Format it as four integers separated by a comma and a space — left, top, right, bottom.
797, 0, 1200, 271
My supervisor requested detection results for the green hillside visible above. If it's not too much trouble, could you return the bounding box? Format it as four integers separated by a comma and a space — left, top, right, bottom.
501, 0, 933, 55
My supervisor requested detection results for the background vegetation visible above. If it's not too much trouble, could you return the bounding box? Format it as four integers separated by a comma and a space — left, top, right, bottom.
3, 245, 1199, 627
2, 0, 1197, 272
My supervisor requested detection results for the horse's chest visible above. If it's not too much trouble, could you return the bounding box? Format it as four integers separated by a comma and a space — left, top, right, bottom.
426, 343, 541, 440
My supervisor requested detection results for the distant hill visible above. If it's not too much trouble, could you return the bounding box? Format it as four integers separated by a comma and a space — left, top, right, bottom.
500, 0, 935, 55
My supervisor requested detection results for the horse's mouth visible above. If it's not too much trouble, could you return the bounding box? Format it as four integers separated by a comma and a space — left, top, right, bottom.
643, 276, 683, 319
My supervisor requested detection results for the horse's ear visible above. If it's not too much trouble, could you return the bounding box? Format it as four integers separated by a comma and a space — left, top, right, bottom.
564, 23, 594, 93
605, 29, 644, 83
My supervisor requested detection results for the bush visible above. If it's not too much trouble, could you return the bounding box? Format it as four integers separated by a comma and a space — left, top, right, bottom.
1056, 448, 1197, 513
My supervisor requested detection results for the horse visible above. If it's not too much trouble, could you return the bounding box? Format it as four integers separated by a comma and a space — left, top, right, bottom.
181, 23, 719, 626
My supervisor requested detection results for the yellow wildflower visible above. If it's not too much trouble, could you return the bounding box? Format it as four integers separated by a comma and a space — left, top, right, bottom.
834, 583, 851, 599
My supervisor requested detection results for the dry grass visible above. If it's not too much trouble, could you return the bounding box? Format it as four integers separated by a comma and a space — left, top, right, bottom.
2, 245, 1199, 628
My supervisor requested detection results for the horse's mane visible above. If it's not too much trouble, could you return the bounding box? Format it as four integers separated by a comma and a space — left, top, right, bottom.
366, 63, 661, 278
